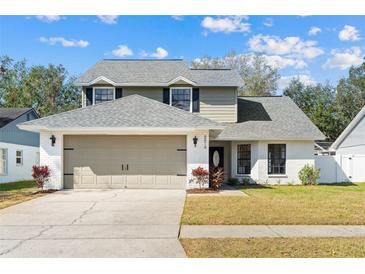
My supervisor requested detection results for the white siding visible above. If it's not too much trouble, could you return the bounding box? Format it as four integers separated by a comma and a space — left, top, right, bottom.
230, 140, 315, 184
0, 142, 39, 183
186, 130, 210, 188
336, 116, 365, 154
40, 132, 63, 190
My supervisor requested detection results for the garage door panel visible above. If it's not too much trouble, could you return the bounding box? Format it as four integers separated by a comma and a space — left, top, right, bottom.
64, 135, 186, 189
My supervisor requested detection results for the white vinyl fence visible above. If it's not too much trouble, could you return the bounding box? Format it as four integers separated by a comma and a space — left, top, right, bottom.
315, 154, 365, 183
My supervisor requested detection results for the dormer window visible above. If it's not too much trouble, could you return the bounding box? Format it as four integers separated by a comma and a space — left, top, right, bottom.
94, 87, 115, 104
170, 87, 192, 112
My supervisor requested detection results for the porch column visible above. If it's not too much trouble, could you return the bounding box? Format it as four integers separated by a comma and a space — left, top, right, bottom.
40, 132, 63, 190
186, 130, 209, 188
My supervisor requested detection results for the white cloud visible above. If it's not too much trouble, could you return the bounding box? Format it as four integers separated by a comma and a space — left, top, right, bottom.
308, 26, 321, 36
248, 34, 324, 59
39, 37, 89, 48
35, 15, 62, 23
141, 47, 168, 58
278, 74, 316, 90
201, 16, 250, 33
97, 16, 118, 25
171, 16, 184, 21
263, 55, 307, 69
323, 47, 363, 70
338, 25, 360, 41
112, 45, 133, 57
263, 18, 273, 27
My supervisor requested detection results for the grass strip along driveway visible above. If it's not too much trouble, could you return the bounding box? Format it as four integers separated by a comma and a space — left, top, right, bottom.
182, 183, 365, 225
0, 180, 43, 209
180, 237, 365, 258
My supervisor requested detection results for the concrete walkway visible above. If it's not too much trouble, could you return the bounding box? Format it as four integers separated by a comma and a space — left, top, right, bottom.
180, 225, 365, 238
0, 189, 187, 258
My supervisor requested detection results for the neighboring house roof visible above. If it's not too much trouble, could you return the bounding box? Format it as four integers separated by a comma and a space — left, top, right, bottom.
19, 94, 223, 132
330, 105, 365, 150
0, 108, 35, 128
74, 59, 243, 87
214, 96, 325, 140
315, 141, 333, 151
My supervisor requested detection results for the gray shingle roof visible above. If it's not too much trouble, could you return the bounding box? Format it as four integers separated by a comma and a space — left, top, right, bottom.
214, 96, 325, 140
20, 94, 222, 130
75, 59, 243, 87
0, 108, 33, 128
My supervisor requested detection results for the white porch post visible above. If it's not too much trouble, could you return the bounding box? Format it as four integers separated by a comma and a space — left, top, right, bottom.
39, 132, 63, 190
186, 130, 210, 189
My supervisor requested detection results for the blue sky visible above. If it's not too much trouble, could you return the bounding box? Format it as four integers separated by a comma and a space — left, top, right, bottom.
0, 15, 364, 92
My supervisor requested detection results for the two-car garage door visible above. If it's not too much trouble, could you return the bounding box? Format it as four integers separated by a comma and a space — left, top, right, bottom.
63, 135, 187, 189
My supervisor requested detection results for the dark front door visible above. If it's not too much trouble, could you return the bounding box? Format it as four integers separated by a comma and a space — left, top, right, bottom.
209, 147, 224, 169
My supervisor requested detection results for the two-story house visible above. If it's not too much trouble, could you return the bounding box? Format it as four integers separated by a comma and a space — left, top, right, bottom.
1, 108, 39, 183
19, 59, 324, 189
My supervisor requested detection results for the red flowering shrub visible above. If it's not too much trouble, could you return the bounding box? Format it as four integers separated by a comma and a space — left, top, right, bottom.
32, 165, 51, 189
191, 167, 209, 189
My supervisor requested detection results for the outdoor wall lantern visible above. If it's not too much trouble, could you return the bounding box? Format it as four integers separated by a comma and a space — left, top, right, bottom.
50, 135, 56, 147
193, 136, 198, 147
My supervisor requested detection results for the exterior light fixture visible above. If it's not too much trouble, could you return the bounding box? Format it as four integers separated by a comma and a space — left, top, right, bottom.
193, 136, 198, 147
50, 135, 56, 146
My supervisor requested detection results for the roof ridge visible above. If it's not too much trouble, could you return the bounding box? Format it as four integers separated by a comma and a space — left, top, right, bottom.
102, 59, 184, 61
238, 96, 283, 98
21, 94, 220, 127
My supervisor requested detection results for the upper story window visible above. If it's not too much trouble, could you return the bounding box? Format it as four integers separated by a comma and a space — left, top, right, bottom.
268, 144, 286, 175
94, 87, 115, 105
170, 87, 192, 112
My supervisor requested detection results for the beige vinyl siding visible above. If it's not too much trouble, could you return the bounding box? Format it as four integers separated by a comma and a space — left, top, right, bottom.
122, 87, 163, 102
199, 87, 237, 123
82, 86, 238, 123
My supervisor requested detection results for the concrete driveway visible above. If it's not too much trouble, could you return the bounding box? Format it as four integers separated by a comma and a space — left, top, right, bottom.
0, 189, 187, 257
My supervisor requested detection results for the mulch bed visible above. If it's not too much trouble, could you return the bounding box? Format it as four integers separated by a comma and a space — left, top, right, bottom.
33, 189, 58, 194
186, 188, 218, 194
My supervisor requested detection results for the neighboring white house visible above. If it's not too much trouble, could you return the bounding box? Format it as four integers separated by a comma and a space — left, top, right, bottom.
18, 59, 325, 189
316, 106, 365, 183
0, 108, 40, 183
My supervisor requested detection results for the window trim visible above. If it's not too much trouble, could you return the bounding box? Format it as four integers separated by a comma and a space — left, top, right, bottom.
169, 87, 193, 112
92, 86, 116, 105
0, 148, 8, 175
236, 144, 251, 175
267, 144, 287, 175
16, 150, 23, 166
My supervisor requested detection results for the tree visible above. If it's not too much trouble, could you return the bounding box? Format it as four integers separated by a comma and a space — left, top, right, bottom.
335, 59, 365, 133
284, 79, 339, 141
0, 55, 81, 116
192, 52, 280, 96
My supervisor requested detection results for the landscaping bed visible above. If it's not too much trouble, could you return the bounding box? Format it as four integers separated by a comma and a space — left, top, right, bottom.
180, 237, 365, 258
182, 183, 365, 225
0, 180, 46, 209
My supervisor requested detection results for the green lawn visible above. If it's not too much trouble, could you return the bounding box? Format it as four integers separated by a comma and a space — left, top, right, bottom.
180, 237, 365, 258
182, 183, 365, 225
0, 180, 42, 209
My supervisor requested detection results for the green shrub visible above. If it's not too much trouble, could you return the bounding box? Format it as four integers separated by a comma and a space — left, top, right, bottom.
298, 164, 320, 185
227, 178, 240, 186
242, 177, 250, 185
